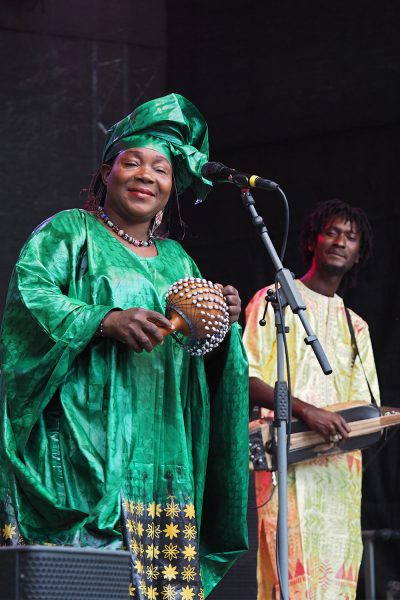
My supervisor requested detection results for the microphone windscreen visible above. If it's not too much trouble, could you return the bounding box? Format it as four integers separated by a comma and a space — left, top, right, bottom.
201, 162, 232, 181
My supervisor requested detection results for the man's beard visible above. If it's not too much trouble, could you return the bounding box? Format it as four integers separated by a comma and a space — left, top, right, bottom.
322, 262, 352, 276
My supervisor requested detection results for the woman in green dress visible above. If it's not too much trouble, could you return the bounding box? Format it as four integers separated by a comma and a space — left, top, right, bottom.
0, 93, 249, 598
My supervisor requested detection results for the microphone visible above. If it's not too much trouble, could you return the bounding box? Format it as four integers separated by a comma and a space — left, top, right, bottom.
201, 161, 279, 192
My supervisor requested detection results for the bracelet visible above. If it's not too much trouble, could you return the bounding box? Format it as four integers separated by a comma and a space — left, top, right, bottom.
96, 318, 105, 338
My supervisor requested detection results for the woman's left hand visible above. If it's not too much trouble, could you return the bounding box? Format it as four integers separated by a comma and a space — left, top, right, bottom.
218, 284, 242, 325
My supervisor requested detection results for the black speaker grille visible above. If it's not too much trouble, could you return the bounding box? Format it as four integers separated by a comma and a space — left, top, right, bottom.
0, 546, 131, 600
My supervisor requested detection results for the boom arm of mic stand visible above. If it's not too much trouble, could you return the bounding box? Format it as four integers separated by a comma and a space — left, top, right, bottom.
276, 270, 332, 375
241, 189, 332, 375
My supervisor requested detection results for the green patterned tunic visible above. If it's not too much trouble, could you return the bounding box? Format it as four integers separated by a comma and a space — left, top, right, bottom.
0, 209, 249, 598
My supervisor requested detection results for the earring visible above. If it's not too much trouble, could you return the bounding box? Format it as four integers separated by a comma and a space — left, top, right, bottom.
150, 209, 164, 237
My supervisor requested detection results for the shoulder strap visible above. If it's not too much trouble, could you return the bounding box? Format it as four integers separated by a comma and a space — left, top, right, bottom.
344, 306, 377, 406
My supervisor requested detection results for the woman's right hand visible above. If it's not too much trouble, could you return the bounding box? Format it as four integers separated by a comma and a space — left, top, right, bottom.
102, 308, 175, 352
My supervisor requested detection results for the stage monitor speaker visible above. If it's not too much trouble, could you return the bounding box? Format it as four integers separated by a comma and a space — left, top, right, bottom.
0, 545, 131, 600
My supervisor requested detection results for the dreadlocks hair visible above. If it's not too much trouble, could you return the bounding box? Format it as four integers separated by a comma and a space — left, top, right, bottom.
299, 198, 374, 289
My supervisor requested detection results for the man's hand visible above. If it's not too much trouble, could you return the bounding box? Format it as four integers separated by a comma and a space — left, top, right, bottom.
298, 404, 351, 441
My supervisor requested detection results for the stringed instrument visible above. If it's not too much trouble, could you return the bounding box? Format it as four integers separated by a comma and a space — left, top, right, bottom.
249, 401, 400, 471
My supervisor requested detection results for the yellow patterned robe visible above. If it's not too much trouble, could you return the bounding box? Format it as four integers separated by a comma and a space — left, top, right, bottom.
243, 280, 380, 600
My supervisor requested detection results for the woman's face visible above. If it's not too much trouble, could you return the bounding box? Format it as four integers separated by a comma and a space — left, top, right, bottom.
101, 147, 173, 224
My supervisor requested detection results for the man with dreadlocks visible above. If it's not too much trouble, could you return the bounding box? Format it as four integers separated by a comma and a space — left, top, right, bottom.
243, 198, 380, 600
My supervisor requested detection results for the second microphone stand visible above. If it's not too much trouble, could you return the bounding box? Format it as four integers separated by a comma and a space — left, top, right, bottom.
241, 188, 332, 600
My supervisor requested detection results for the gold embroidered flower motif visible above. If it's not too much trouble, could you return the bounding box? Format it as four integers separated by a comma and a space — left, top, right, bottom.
146, 564, 160, 581
128, 582, 136, 596
127, 518, 135, 533
136, 501, 144, 517
161, 583, 176, 600
139, 580, 147, 595
130, 538, 139, 554
146, 522, 161, 539
182, 544, 197, 562
183, 524, 196, 540
1, 523, 16, 540
145, 543, 160, 560
163, 522, 180, 540
134, 559, 143, 574
180, 585, 195, 600
165, 498, 180, 519
146, 584, 159, 599
162, 563, 178, 581
183, 503, 196, 520
181, 565, 196, 582
147, 501, 162, 519
162, 543, 179, 561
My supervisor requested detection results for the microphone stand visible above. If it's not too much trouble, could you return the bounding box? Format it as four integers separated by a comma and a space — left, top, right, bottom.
240, 188, 332, 599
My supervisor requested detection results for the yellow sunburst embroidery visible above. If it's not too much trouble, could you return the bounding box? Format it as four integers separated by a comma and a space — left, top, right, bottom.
162, 563, 178, 581
198, 590, 205, 600
163, 522, 180, 540
140, 580, 147, 595
136, 501, 144, 517
145, 543, 160, 560
139, 542, 145, 557
183, 503, 196, 520
147, 501, 162, 519
127, 518, 134, 533
146, 584, 159, 599
130, 538, 139, 554
1, 523, 16, 540
165, 498, 180, 519
162, 543, 179, 561
182, 544, 197, 562
123, 498, 130, 512
183, 524, 196, 540
137, 521, 144, 537
181, 565, 196, 582
128, 582, 136, 596
129, 500, 135, 514
161, 583, 176, 600
180, 585, 195, 600
134, 559, 143, 574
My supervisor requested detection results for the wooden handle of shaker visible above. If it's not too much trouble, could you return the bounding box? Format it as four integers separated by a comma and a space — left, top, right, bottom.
158, 310, 191, 337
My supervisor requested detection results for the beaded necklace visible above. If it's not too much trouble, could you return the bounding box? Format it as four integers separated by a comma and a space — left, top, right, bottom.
97, 206, 154, 247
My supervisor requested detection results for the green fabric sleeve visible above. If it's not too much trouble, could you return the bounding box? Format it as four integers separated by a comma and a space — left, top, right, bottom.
1, 211, 115, 450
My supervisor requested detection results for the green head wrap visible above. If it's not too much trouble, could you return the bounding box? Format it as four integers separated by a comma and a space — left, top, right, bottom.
102, 93, 212, 201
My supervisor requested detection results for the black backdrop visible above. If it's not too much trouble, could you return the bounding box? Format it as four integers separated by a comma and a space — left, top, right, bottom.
1, 1, 400, 598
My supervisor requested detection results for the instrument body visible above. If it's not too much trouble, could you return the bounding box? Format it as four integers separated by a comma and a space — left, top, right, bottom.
249, 401, 400, 471
161, 277, 230, 356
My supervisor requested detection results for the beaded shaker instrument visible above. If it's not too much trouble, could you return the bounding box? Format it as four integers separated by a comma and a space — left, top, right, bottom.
160, 277, 230, 356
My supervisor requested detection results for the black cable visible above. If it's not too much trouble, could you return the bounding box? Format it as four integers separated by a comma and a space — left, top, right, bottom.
362, 426, 400, 473
276, 186, 290, 261
274, 283, 291, 600
253, 183, 291, 599
249, 479, 277, 510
